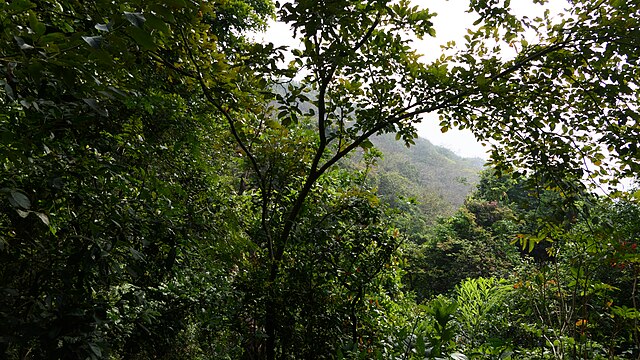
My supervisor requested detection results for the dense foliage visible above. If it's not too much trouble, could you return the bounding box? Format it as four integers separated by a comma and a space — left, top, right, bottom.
1, 0, 639, 359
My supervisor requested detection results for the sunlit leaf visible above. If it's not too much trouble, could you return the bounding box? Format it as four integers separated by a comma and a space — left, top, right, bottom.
8, 190, 30, 209
124, 12, 146, 28
82, 35, 102, 48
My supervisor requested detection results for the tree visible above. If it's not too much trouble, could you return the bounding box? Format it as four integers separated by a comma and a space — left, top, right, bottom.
175, 1, 446, 357
0, 0, 272, 358
178, 0, 640, 357
3, 0, 640, 358
443, 0, 640, 192
404, 192, 521, 300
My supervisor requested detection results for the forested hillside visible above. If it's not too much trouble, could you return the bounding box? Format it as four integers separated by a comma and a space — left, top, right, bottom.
371, 134, 484, 214
1, 0, 639, 359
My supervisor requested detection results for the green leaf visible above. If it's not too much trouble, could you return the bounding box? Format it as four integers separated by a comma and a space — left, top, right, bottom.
360, 139, 374, 150
39, 32, 66, 45
95, 23, 111, 32
29, 12, 46, 36
82, 98, 109, 117
127, 27, 156, 50
8, 190, 30, 209
82, 35, 102, 48
4, 83, 15, 100
150, 5, 176, 23
16, 209, 30, 218
451, 352, 468, 360
265, 118, 282, 129
164, 0, 187, 8
34, 212, 50, 226
8, 0, 35, 12
475, 75, 488, 87
612, 0, 626, 8
88, 343, 102, 357
124, 12, 146, 28
416, 334, 426, 356
145, 14, 170, 34
129, 247, 146, 261
14, 36, 34, 50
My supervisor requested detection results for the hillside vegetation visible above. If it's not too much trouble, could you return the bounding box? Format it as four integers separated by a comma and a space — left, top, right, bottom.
2, 0, 640, 359
371, 134, 484, 214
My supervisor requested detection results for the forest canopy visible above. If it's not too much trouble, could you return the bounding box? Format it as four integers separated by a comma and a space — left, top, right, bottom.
1, 0, 639, 359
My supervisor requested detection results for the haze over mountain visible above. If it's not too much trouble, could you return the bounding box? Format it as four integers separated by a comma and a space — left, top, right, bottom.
369, 134, 485, 221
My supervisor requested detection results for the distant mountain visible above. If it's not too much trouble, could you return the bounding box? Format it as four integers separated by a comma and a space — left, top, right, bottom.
369, 133, 485, 222
272, 83, 485, 220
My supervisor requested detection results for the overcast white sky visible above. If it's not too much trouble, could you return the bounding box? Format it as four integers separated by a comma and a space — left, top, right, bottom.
256, 0, 569, 159
410, 0, 568, 158
410, 1, 481, 158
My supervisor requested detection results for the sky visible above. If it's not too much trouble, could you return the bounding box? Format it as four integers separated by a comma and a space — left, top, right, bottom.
256, 1, 569, 159
409, 1, 567, 158
409, 1, 481, 158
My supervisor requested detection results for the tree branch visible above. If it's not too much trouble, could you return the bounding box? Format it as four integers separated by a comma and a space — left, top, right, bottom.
178, 29, 275, 258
